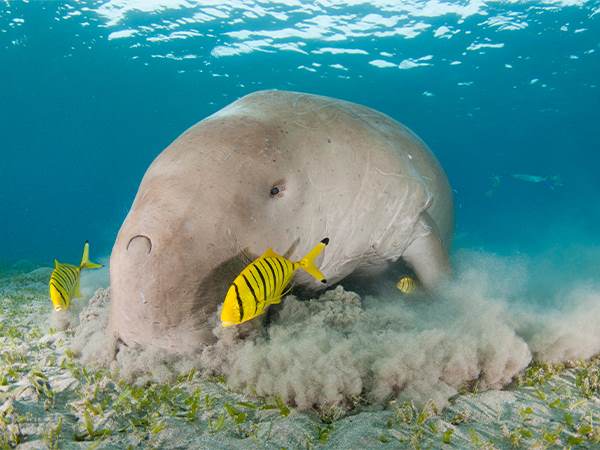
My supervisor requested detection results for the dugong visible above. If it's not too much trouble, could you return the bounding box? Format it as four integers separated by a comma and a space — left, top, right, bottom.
109, 90, 453, 353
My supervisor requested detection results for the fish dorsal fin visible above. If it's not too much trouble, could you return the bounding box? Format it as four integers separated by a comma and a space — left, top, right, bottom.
283, 238, 300, 259
238, 247, 254, 266
260, 248, 279, 259
54, 259, 60, 269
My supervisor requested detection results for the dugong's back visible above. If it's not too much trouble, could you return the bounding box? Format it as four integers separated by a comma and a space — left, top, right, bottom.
213, 91, 453, 247
109, 90, 453, 353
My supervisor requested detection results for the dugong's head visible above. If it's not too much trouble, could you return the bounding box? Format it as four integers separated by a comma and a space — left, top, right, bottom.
109, 93, 338, 353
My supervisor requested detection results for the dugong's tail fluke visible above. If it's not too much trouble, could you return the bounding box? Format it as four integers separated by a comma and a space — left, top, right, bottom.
298, 237, 329, 283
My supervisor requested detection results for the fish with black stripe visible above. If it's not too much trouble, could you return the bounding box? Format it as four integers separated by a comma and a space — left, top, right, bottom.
396, 275, 416, 294
49, 241, 103, 311
221, 238, 329, 327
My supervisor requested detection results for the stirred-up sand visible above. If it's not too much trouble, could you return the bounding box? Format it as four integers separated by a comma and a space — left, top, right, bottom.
1, 252, 599, 449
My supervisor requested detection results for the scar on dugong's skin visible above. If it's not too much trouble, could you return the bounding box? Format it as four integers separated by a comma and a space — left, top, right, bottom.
109, 90, 453, 353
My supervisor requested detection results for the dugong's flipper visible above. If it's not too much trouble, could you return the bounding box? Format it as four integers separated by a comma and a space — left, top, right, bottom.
402, 212, 450, 291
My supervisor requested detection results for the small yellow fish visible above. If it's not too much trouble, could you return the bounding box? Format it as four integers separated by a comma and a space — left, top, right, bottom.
49, 241, 103, 311
396, 276, 416, 294
221, 238, 329, 327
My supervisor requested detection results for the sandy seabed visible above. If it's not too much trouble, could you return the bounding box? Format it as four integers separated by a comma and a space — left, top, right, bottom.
1, 253, 599, 449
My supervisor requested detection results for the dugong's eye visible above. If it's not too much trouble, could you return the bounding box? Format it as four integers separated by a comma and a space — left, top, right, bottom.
270, 180, 286, 198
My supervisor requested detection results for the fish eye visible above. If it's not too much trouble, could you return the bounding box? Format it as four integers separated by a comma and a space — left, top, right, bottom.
270, 186, 279, 196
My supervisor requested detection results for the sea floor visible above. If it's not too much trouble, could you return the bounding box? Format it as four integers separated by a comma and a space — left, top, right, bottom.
1, 267, 599, 449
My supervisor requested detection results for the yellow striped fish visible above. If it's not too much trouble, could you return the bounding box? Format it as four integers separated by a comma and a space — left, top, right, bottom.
396, 275, 416, 294
49, 241, 103, 311
221, 238, 329, 327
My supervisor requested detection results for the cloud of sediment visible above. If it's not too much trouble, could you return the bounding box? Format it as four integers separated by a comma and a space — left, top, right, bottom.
72, 249, 600, 411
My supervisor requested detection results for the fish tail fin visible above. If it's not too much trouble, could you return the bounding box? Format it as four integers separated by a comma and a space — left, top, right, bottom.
80, 241, 103, 269
297, 238, 329, 284
550, 175, 563, 187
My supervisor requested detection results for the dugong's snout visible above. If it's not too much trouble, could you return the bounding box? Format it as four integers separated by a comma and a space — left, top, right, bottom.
109, 221, 225, 352
109, 230, 163, 348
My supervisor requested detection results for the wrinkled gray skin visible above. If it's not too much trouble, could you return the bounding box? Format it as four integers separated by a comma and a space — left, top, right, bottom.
109, 91, 453, 353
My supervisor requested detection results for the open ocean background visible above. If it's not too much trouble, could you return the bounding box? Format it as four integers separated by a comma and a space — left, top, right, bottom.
1, 0, 598, 269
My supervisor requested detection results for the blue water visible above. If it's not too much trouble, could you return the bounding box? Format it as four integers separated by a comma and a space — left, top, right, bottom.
1, 1, 598, 267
